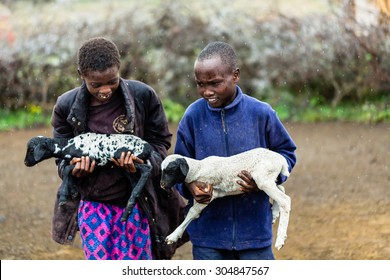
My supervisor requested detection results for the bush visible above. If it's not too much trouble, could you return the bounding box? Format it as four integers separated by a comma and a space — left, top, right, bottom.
0, 0, 389, 119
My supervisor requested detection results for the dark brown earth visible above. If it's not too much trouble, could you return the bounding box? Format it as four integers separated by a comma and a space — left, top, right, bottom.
1, 122, 389, 260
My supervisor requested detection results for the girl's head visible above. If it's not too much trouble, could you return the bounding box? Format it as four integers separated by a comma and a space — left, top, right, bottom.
77, 37, 121, 104
194, 41, 240, 108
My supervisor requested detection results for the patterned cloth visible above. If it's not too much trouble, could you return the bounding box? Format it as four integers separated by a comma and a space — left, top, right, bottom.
78, 200, 153, 260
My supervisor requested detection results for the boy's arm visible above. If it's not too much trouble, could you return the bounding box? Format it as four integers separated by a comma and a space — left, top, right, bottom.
266, 110, 297, 183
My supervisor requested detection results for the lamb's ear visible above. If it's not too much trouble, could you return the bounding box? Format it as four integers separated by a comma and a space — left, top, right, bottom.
33, 144, 48, 162
177, 158, 189, 176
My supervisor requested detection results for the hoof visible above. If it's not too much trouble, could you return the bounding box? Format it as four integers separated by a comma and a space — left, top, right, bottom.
120, 213, 129, 222
165, 235, 177, 244
275, 238, 286, 250
275, 243, 284, 250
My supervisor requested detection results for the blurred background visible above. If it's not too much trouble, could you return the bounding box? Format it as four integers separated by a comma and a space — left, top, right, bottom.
0, 0, 389, 260
0, 0, 389, 129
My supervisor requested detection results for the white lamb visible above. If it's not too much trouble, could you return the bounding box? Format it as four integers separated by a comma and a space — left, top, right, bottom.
160, 148, 292, 250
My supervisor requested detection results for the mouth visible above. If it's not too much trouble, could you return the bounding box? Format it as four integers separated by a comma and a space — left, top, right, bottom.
97, 92, 112, 100
206, 98, 218, 105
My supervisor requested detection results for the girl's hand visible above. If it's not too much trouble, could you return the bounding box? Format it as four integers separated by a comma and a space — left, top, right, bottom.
111, 151, 144, 173
70, 156, 96, 177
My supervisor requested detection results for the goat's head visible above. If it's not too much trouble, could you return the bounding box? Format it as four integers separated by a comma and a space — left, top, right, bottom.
160, 155, 189, 190
24, 136, 54, 167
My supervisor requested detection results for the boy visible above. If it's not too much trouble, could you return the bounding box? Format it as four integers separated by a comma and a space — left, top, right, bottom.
174, 41, 297, 260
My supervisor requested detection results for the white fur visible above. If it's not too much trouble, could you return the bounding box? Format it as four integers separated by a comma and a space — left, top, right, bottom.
161, 148, 291, 250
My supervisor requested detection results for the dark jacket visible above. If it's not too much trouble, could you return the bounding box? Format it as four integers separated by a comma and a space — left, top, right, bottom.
50, 78, 187, 259
175, 86, 297, 250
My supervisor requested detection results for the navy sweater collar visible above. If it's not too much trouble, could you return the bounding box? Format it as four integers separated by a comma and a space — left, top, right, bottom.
206, 86, 243, 112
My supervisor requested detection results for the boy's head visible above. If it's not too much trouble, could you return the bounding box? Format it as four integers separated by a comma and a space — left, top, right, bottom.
194, 41, 240, 108
77, 37, 121, 105
196, 41, 238, 73
77, 37, 121, 76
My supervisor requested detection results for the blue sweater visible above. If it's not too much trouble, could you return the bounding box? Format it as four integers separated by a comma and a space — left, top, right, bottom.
174, 86, 297, 250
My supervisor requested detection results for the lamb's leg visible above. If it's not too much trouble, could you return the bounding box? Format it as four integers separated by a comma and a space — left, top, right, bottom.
59, 164, 78, 207
271, 185, 285, 224
274, 196, 290, 250
254, 177, 291, 250
166, 201, 207, 244
120, 163, 152, 222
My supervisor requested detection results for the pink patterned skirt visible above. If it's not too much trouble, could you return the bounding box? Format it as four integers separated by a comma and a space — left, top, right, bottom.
78, 200, 153, 260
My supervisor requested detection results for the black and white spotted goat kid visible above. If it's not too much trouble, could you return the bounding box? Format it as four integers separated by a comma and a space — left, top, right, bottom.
24, 132, 153, 222
160, 148, 292, 250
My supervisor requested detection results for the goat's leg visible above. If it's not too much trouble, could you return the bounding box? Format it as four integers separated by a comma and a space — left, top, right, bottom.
274, 197, 290, 250
120, 163, 152, 222
166, 201, 207, 244
59, 164, 78, 207
271, 185, 285, 224
254, 177, 291, 250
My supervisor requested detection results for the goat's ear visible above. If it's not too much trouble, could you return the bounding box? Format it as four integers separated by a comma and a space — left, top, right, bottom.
177, 158, 189, 176
33, 144, 47, 162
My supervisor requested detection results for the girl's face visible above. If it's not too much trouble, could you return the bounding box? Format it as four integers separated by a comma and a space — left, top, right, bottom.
194, 57, 240, 108
80, 65, 120, 105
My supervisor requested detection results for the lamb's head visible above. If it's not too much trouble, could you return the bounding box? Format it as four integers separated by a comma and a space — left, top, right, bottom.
24, 136, 54, 167
160, 154, 189, 190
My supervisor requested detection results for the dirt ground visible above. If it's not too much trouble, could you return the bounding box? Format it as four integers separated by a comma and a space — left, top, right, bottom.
1, 122, 389, 260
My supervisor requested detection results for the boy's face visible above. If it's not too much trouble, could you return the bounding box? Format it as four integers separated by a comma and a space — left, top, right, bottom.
194, 56, 239, 108
80, 65, 120, 104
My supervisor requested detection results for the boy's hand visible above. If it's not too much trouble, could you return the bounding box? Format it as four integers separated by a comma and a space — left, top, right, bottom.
237, 170, 259, 193
186, 181, 213, 204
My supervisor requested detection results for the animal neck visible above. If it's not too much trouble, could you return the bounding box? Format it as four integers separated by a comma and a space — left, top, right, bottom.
184, 157, 202, 183
52, 138, 71, 158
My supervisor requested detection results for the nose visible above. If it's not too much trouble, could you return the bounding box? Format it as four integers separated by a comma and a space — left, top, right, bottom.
99, 87, 111, 94
203, 88, 214, 98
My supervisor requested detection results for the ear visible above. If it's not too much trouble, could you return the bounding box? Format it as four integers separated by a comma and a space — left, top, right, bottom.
77, 69, 84, 80
233, 68, 240, 83
177, 158, 189, 176
33, 144, 48, 162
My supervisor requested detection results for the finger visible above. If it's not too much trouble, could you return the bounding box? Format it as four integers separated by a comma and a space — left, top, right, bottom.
238, 171, 252, 183
119, 152, 125, 167
110, 158, 120, 166
129, 152, 137, 173
89, 160, 96, 173
197, 196, 211, 204
195, 186, 208, 195
124, 151, 132, 163
195, 182, 209, 192
85, 156, 90, 170
238, 179, 259, 193
72, 161, 81, 176
70, 158, 81, 165
132, 155, 144, 164
80, 156, 86, 171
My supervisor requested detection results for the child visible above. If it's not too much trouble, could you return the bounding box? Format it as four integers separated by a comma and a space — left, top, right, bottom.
50, 37, 184, 260
174, 41, 297, 260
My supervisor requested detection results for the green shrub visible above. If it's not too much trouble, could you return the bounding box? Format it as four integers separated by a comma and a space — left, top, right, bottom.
1, 0, 389, 124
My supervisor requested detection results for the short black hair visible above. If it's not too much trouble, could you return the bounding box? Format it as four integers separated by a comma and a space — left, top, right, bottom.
77, 37, 121, 76
196, 41, 238, 72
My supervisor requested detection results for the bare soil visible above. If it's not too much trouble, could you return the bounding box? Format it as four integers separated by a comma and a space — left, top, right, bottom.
1, 122, 389, 260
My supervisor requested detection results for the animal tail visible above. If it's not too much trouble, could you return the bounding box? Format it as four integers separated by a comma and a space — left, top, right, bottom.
281, 160, 290, 178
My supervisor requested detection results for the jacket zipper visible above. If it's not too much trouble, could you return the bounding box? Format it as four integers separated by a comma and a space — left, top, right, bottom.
221, 110, 230, 156
221, 109, 236, 249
